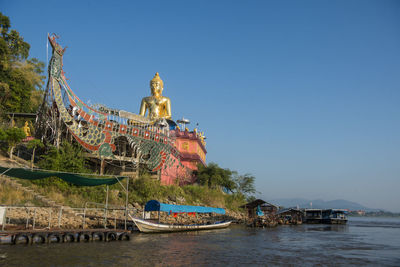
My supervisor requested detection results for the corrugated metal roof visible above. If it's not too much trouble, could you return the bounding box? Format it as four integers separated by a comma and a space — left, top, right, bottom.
240, 199, 279, 209
276, 208, 304, 215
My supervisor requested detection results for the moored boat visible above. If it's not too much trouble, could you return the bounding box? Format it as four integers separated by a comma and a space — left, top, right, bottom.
322, 209, 348, 224
129, 216, 231, 233
303, 209, 348, 224
130, 200, 231, 233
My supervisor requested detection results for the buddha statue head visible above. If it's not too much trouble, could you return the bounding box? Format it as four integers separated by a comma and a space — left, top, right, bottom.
150, 72, 164, 97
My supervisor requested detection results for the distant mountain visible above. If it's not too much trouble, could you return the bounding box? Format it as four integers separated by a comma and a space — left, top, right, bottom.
267, 198, 381, 211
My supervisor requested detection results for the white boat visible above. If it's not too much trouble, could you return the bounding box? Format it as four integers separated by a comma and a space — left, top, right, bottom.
129, 215, 231, 233
130, 200, 231, 233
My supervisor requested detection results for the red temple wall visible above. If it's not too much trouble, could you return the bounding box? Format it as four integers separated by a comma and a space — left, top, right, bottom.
160, 130, 207, 185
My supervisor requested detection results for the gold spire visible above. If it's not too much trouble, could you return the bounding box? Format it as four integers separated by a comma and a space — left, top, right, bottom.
150, 72, 164, 88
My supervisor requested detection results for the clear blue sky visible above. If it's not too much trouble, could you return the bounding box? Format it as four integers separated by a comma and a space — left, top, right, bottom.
3, 0, 400, 211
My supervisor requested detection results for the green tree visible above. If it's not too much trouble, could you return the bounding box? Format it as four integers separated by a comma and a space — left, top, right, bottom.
4, 127, 25, 159
27, 139, 44, 168
0, 128, 6, 140
130, 174, 163, 204
246, 195, 257, 203
196, 162, 236, 192
0, 12, 45, 116
0, 128, 6, 151
233, 173, 256, 197
38, 142, 90, 173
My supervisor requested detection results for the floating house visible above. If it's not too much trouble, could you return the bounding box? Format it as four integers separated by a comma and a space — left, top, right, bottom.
276, 208, 304, 224
240, 199, 279, 219
303, 209, 347, 224
321, 209, 348, 224
303, 209, 323, 224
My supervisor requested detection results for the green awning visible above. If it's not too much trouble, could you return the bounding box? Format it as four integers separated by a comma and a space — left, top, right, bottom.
0, 166, 125, 186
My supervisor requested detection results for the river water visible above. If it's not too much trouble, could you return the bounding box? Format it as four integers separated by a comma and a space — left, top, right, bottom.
0, 217, 399, 266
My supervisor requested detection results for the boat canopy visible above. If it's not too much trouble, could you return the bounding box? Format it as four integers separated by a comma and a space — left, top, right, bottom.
144, 200, 226, 215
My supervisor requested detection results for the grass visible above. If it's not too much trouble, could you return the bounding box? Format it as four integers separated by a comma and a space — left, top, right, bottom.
0, 183, 42, 206
129, 176, 247, 211
11, 176, 124, 207
4, 175, 247, 211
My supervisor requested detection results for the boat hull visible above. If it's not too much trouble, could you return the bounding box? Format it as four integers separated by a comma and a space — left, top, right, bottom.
130, 216, 231, 233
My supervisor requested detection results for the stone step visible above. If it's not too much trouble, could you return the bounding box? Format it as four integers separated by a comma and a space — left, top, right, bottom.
1, 173, 77, 216
24, 189, 34, 193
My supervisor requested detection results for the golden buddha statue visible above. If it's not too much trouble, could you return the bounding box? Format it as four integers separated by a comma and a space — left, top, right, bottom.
23, 121, 31, 137
139, 73, 171, 121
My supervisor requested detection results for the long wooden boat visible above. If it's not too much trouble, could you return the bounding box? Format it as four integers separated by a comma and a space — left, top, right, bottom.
129, 215, 231, 233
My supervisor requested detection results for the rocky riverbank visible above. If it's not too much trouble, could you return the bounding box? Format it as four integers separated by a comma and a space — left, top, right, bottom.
2, 205, 145, 230
1, 203, 248, 231
148, 209, 246, 225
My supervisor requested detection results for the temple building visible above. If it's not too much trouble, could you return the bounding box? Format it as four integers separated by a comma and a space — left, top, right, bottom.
137, 72, 207, 185
160, 128, 207, 185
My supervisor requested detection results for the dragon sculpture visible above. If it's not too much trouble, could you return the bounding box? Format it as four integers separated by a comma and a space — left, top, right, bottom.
41, 34, 182, 172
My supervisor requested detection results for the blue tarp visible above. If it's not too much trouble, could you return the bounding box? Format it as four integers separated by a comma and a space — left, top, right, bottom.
144, 200, 226, 214
256, 205, 264, 216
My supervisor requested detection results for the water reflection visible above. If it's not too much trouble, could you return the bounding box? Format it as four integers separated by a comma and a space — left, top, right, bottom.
0, 218, 399, 266
304, 225, 349, 232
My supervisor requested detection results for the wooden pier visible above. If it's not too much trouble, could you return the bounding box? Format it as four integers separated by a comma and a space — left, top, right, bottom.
0, 229, 131, 245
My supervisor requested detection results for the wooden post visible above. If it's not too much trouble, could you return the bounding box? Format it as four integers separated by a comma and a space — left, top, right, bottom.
100, 159, 105, 175
104, 185, 109, 229
58, 207, 63, 228
124, 177, 129, 230
135, 152, 141, 179
33, 208, 36, 229
25, 209, 29, 229
82, 206, 87, 229
122, 162, 126, 172
48, 209, 52, 229
2, 208, 7, 231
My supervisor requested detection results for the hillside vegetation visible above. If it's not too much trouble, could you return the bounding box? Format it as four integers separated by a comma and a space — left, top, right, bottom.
0, 144, 253, 211
11, 175, 247, 211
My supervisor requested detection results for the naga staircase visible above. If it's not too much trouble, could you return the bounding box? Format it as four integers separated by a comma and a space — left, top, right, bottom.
35, 34, 186, 177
